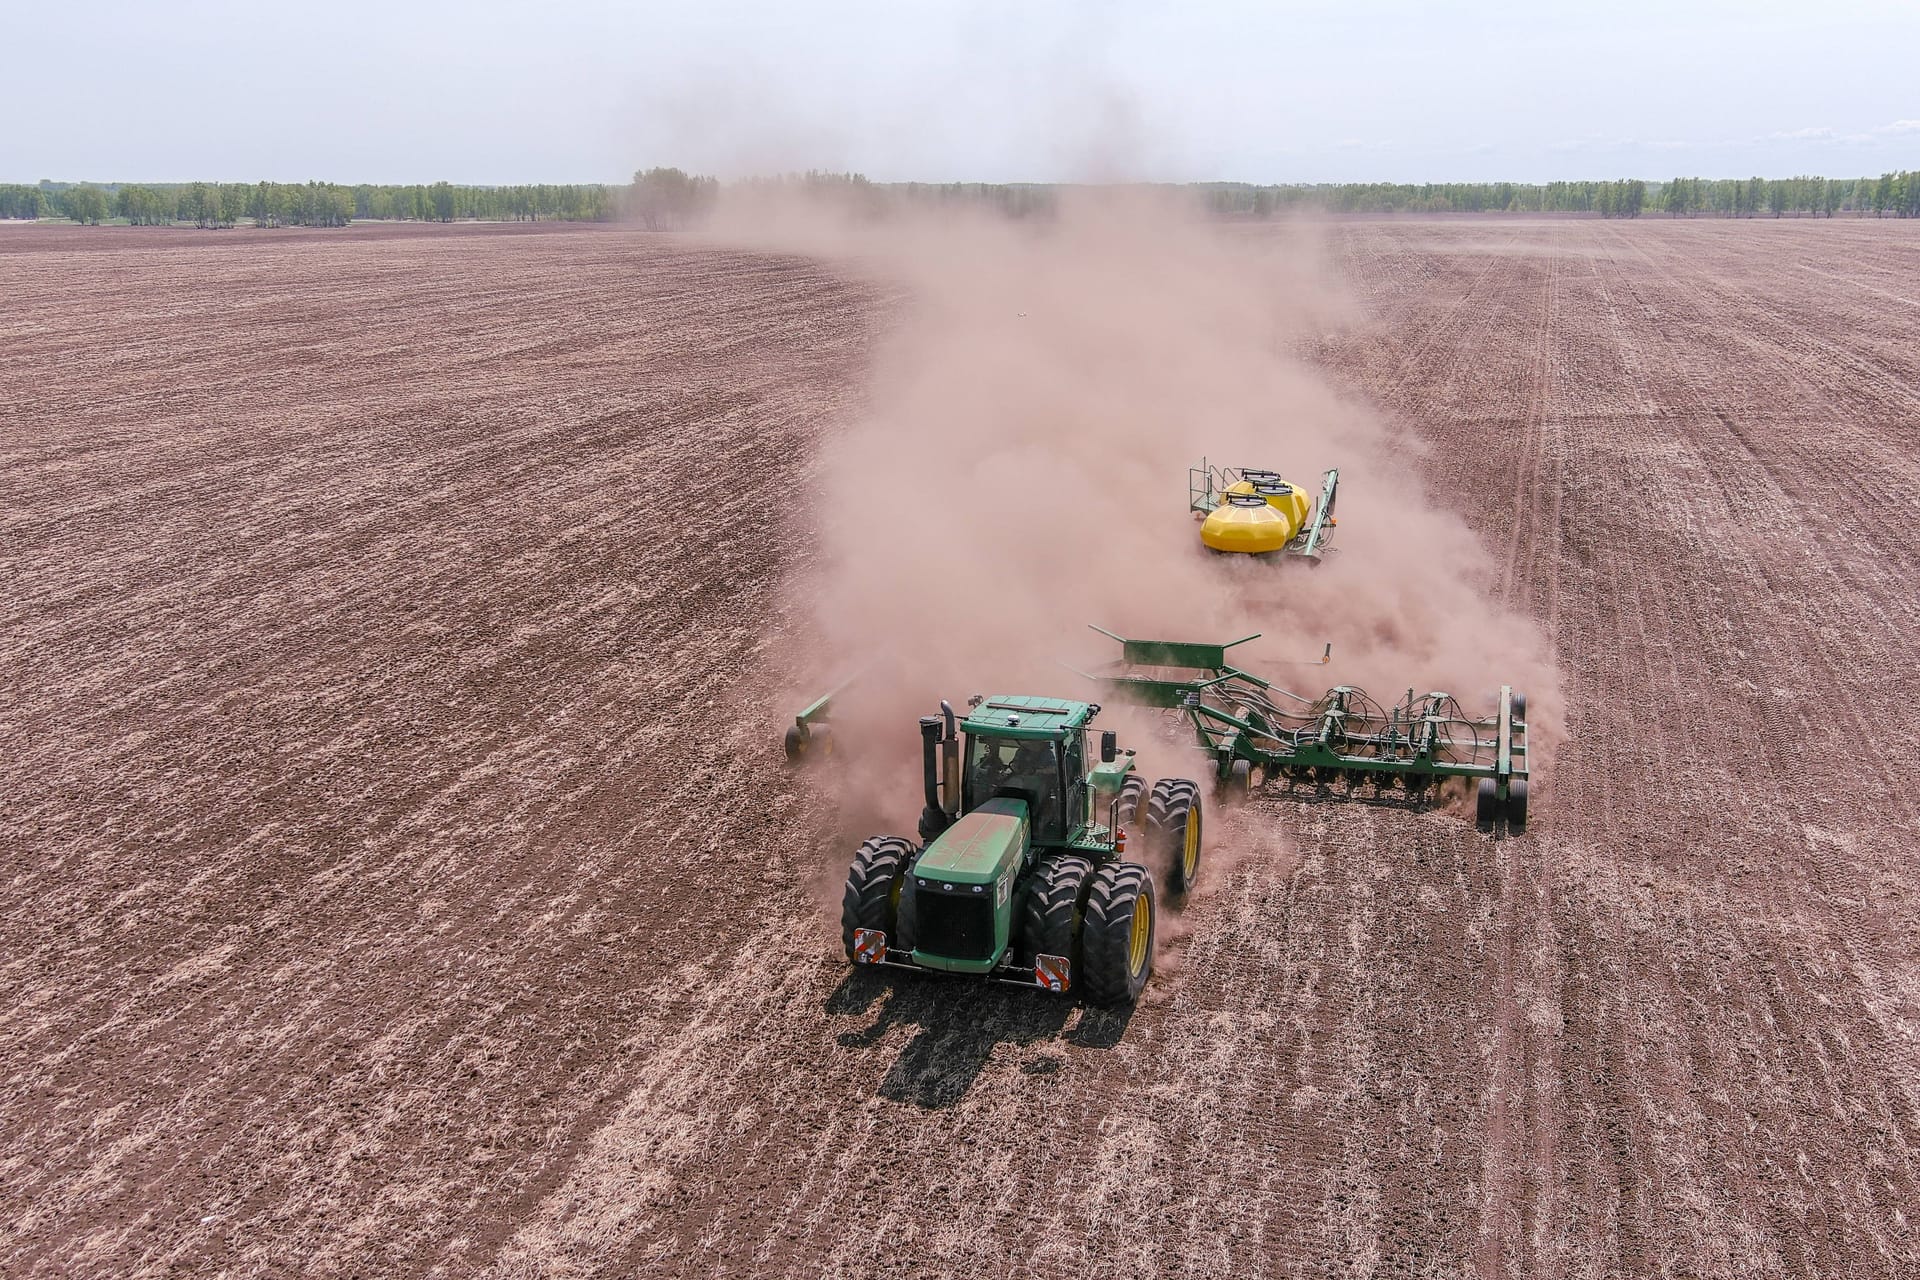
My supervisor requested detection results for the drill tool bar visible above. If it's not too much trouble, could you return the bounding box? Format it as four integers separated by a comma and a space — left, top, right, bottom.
1082, 626, 1530, 829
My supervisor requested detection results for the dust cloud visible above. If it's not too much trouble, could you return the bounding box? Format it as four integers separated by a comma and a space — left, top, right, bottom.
726, 187, 1557, 828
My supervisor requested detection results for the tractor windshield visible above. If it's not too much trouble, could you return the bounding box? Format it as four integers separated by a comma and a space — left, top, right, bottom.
966, 735, 1063, 838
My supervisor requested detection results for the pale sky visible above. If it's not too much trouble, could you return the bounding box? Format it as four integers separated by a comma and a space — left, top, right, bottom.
8, 0, 1917, 186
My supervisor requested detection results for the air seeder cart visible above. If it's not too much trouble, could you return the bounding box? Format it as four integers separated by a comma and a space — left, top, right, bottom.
1190, 459, 1339, 560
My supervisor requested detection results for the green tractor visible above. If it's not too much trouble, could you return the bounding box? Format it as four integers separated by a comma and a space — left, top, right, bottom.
839, 694, 1204, 1006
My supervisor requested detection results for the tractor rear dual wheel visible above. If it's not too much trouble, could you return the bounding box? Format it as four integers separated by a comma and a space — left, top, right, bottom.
1117, 773, 1148, 827
840, 835, 915, 961
1146, 779, 1205, 895
1080, 862, 1157, 1007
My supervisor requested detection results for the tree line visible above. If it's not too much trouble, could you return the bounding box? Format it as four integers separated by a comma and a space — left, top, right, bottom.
1197, 180, 1646, 217
1200, 174, 1920, 218
0, 178, 623, 226
1656, 173, 1920, 217
8, 169, 1920, 227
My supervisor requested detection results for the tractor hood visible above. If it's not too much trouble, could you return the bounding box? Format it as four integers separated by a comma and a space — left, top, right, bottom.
912, 797, 1029, 887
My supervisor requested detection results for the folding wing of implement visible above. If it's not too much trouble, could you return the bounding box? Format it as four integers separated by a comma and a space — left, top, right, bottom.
1078, 626, 1531, 834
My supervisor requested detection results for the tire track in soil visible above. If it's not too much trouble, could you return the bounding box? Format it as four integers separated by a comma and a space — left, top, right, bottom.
1323, 218, 1920, 1278
0, 225, 888, 1278
7, 219, 1920, 1279
1592, 233, 1920, 1248
1595, 224, 1920, 957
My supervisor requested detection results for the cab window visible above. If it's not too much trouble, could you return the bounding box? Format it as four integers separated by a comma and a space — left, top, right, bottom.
966, 735, 1063, 838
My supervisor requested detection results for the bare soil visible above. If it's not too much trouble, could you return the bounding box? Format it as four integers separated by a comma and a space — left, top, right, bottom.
3, 218, 1917, 1278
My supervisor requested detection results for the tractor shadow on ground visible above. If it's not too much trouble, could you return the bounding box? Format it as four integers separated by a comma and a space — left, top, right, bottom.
825, 971, 1135, 1109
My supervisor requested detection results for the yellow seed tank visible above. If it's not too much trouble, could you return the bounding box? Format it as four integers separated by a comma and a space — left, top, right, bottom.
1200, 471, 1314, 554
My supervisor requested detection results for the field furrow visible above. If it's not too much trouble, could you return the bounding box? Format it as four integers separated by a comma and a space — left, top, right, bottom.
4, 218, 1918, 1279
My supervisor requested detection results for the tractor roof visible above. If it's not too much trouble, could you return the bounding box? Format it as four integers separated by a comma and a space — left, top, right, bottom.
961, 694, 1096, 739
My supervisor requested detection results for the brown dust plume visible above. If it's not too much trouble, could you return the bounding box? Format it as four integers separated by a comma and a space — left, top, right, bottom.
730, 188, 1558, 834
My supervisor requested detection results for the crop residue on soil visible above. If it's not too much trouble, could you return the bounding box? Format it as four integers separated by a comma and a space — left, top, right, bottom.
4, 217, 1919, 1278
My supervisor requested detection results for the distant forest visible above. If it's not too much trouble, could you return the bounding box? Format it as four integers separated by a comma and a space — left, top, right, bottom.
1205, 173, 1920, 219
4, 169, 1919, 227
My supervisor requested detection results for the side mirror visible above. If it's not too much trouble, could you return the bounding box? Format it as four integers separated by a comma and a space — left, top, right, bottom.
1100, 731, 1117, 762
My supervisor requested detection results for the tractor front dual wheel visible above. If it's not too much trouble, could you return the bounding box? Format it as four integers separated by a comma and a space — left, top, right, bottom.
1080, 862, 1157, 1007
1146, 779, 1205, 895
840, 835, 915, 961
1018, 854, 1095, 972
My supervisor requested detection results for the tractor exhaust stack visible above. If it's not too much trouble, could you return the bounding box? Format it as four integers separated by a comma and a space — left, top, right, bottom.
939, 701, 960, 819
918, 717, 949, 841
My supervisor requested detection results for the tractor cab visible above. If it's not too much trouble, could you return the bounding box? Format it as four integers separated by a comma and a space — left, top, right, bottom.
965, 735, 1066, 840
957, 696, 1095, 845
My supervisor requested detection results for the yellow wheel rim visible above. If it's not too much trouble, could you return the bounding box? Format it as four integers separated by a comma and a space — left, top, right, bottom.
1128, 892, 1151, 975
1182, 809, 1200, 882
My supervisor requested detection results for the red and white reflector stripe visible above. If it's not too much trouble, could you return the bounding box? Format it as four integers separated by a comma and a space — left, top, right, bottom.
853, 928, 887, 965
1034, 953, 1071, 992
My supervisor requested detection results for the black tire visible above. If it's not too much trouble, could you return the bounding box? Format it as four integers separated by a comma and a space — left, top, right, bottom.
1117, 772, 1147, 826
1222, 759, 1252, 805
840, 835, 915, 961
1016, 854, 1094, 972
896, 873, 920, 953
1510, 690, 1527, 724
1506, 778, 1529, 835
1080, 862, 1156, 1007
783, 724, 807, 762
1145, 778, 1204, 895
1474, 779, 1499, 833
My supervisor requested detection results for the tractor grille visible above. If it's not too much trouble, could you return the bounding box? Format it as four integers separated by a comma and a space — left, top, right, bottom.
914, 890, 996, 962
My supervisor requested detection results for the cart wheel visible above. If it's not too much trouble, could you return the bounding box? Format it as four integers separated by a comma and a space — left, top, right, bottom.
783, 724, 807, 762
1475, 779, 1499, 833
1505, 779, 1529, 835
1511, 690, 1527, 723
1222, 759, 1252, 805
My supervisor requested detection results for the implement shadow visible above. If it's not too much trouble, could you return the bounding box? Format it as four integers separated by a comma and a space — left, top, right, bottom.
826, 970, 1128, 1109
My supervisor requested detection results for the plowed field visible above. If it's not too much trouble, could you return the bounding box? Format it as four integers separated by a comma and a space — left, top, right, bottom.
4, 218, 1917, 1279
